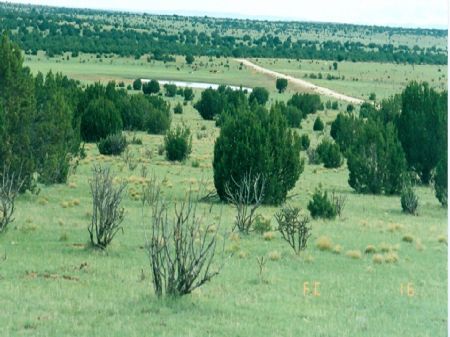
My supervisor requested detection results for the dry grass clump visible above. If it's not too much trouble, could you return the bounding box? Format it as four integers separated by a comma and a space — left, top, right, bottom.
268, 250, 281, 261
60, 201, 69, 208
372, 254, 384, 264
402, 234, 414, 243
229, 232, 240, 242
37, 197, 48, 206
303, 254, 314, 263
332, 244, 342, 254
364, 245, 377, 254
379, 242, 391, 252
387, 223, 403, 232
68, 182, 77, 189
415, 239, 425, 251
437, 235, 447, 245
238, 251, 248, 259
316, 236, 333, 251
345, 250, 362, 259
263, 231, 275, 241
58, 219, 64, 226
384, 252, 399, 263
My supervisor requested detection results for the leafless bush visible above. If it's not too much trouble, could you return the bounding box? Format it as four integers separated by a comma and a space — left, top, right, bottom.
121, 148, 138, 171
275, 205, 311, 255
88, 165, 127, 249
146, 194, 226, 297
139, 166, 161, 207
225, 173, 265, 234
331, 191, 347, 217
0, 166, 25, 233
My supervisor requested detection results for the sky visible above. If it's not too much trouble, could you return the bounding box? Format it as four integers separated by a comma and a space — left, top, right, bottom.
4, 0, 449, 29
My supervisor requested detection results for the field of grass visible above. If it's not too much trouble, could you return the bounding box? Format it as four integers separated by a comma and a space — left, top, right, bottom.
248, 58, 448, 100
0, 96, 447, 336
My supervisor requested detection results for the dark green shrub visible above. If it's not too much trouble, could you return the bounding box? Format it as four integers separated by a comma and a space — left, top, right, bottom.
174, 102, 183, 114
331, 101, 339, 110
398, 81, 447, 183
346, 104, 354, 113
330, 113, 360, 155
313, 117, 324, 131
317, 139, 343, 168
185, 54, 195, 64
164, 84, 177, 97
401, 186, 419, 215
300, 134, 310, 151
359, 102, 376, 119
164, 125, 192, 161
347, 120, 406, 194
276, 78, 288, 93
97, 133, 128, 156
249, 87, 269, 105
307, 187, 337, 219
132, 78, 142, 90
123, 94, 150, 130
143, 80, 160, 95
194, 88, 225, 120
81, 97, 123, 142
213, 102, 303, 205
183, 88, 194, 101
435, 154, 447, 207
288, 93, 322, 115
144, 98, 172, 135
369, 93, 376, 101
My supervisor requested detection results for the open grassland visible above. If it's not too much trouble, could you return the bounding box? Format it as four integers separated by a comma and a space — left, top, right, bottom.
248, 58, 448, 100
24, 53, 448, 104
0, 99, 447, 337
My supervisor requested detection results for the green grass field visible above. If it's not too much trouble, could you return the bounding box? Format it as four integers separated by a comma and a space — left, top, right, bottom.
0, 96, 447, 336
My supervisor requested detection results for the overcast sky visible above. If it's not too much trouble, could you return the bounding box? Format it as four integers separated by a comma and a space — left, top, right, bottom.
5, 0, 449, 28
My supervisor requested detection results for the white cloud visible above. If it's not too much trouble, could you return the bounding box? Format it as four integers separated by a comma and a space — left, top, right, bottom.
4, 0, 448, 28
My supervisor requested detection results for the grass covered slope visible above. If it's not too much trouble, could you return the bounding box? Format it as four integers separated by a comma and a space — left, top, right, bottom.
0, 104, 446, 337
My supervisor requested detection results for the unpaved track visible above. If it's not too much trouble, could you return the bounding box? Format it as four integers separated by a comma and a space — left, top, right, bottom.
236, 58, 364, 104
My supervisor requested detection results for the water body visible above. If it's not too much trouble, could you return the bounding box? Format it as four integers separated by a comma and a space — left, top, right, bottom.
141, 79, 253, 92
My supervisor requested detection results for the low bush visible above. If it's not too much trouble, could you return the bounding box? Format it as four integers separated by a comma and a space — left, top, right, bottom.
313, 117, 324, 131
97, 133, 128, 156
164, 125, 192, 161
300, 134, 310, 151
173, 102, 183, 114
401, 186, 419, 215
307, 186, 337, 219
253, 214, 272, 234
275, 205, 311, 255
317, 138, 343, 168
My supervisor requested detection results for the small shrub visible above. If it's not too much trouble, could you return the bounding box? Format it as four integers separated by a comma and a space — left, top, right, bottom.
0, 166, 25, 233
330, 191, 347, 217
97, 133, 128, 156
307, 148, 322, 165
332, 244, 342, 254
317, 138, 343, 168
275, 205, 311, 255
400, 186, 419, 215
313, 117, 324, 131
402, 234, 414, 243
383, 252, 399, 263
437, 235, 447, 244
300, 134, 310, 151
173, 102, 183, 114
157, 144, 165, 156
365, 245, 376, 254
88, 165, 127, 249
164, 125, 192, 161
191, 160, 200, 168
307, 187, 337, 219
253, 215, 272, 234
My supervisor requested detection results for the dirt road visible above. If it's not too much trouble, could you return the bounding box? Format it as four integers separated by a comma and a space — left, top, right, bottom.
236, 58, 364, 105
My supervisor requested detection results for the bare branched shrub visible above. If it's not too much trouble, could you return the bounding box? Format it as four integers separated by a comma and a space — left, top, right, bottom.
256, 255, 266, 283
121, 147, 138, 171
88, 165, 127, 249
139, 166, 161, 207
275, 205, 311, 255
225, 173, 265, 234
146, 194, 226, 297
331, 191, 347, 217
0, 166, 25, 233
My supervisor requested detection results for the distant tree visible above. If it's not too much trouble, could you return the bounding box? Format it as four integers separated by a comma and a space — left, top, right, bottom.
313, 117, 324, 131
164, 83, 177, 97
249, 87, 269, 105
333, 62, 338, 70
213, 101, 303, 205
194, 88, 225, 120
331, 101, 339, 110
369, 92, 376, 101
276, 78, 288, 93
143, 80, 160, 95
272, 102, 303, 128
347, 119, 406, 194
397, 81, 447, 183
346, 104, 354, 113
299, 134, 310, 151
123, 94, 151, 130
288, 93, 322, 115
330, 113, 360, 154
164, 124, 192, 161
435, 152, 447, 207
316, 138, 343, 168
183, 87, 194, 101
359, 102, 376, 119
185, 54, 195, 64
133, 78, 142, 91
0, 32, 36, 190
174, 102, 183, 114
80, 97, 123, 142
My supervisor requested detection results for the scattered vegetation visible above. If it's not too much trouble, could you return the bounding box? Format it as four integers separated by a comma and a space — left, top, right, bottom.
275, 205, 311, 255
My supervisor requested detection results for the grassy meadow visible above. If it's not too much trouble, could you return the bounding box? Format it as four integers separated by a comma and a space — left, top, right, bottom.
0, 93, 447, 336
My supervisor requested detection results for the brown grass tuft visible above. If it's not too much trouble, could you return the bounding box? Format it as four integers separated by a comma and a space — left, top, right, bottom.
384, 252, 399, 263
268, 250, 281, 261
364, 245, 377, 254
437, 235, 447, 245
316, 236, 333, 251
332, 244, 342, 254
372, 254, 384, 264
263, 231, 275, 241
345, 250, 362, 259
